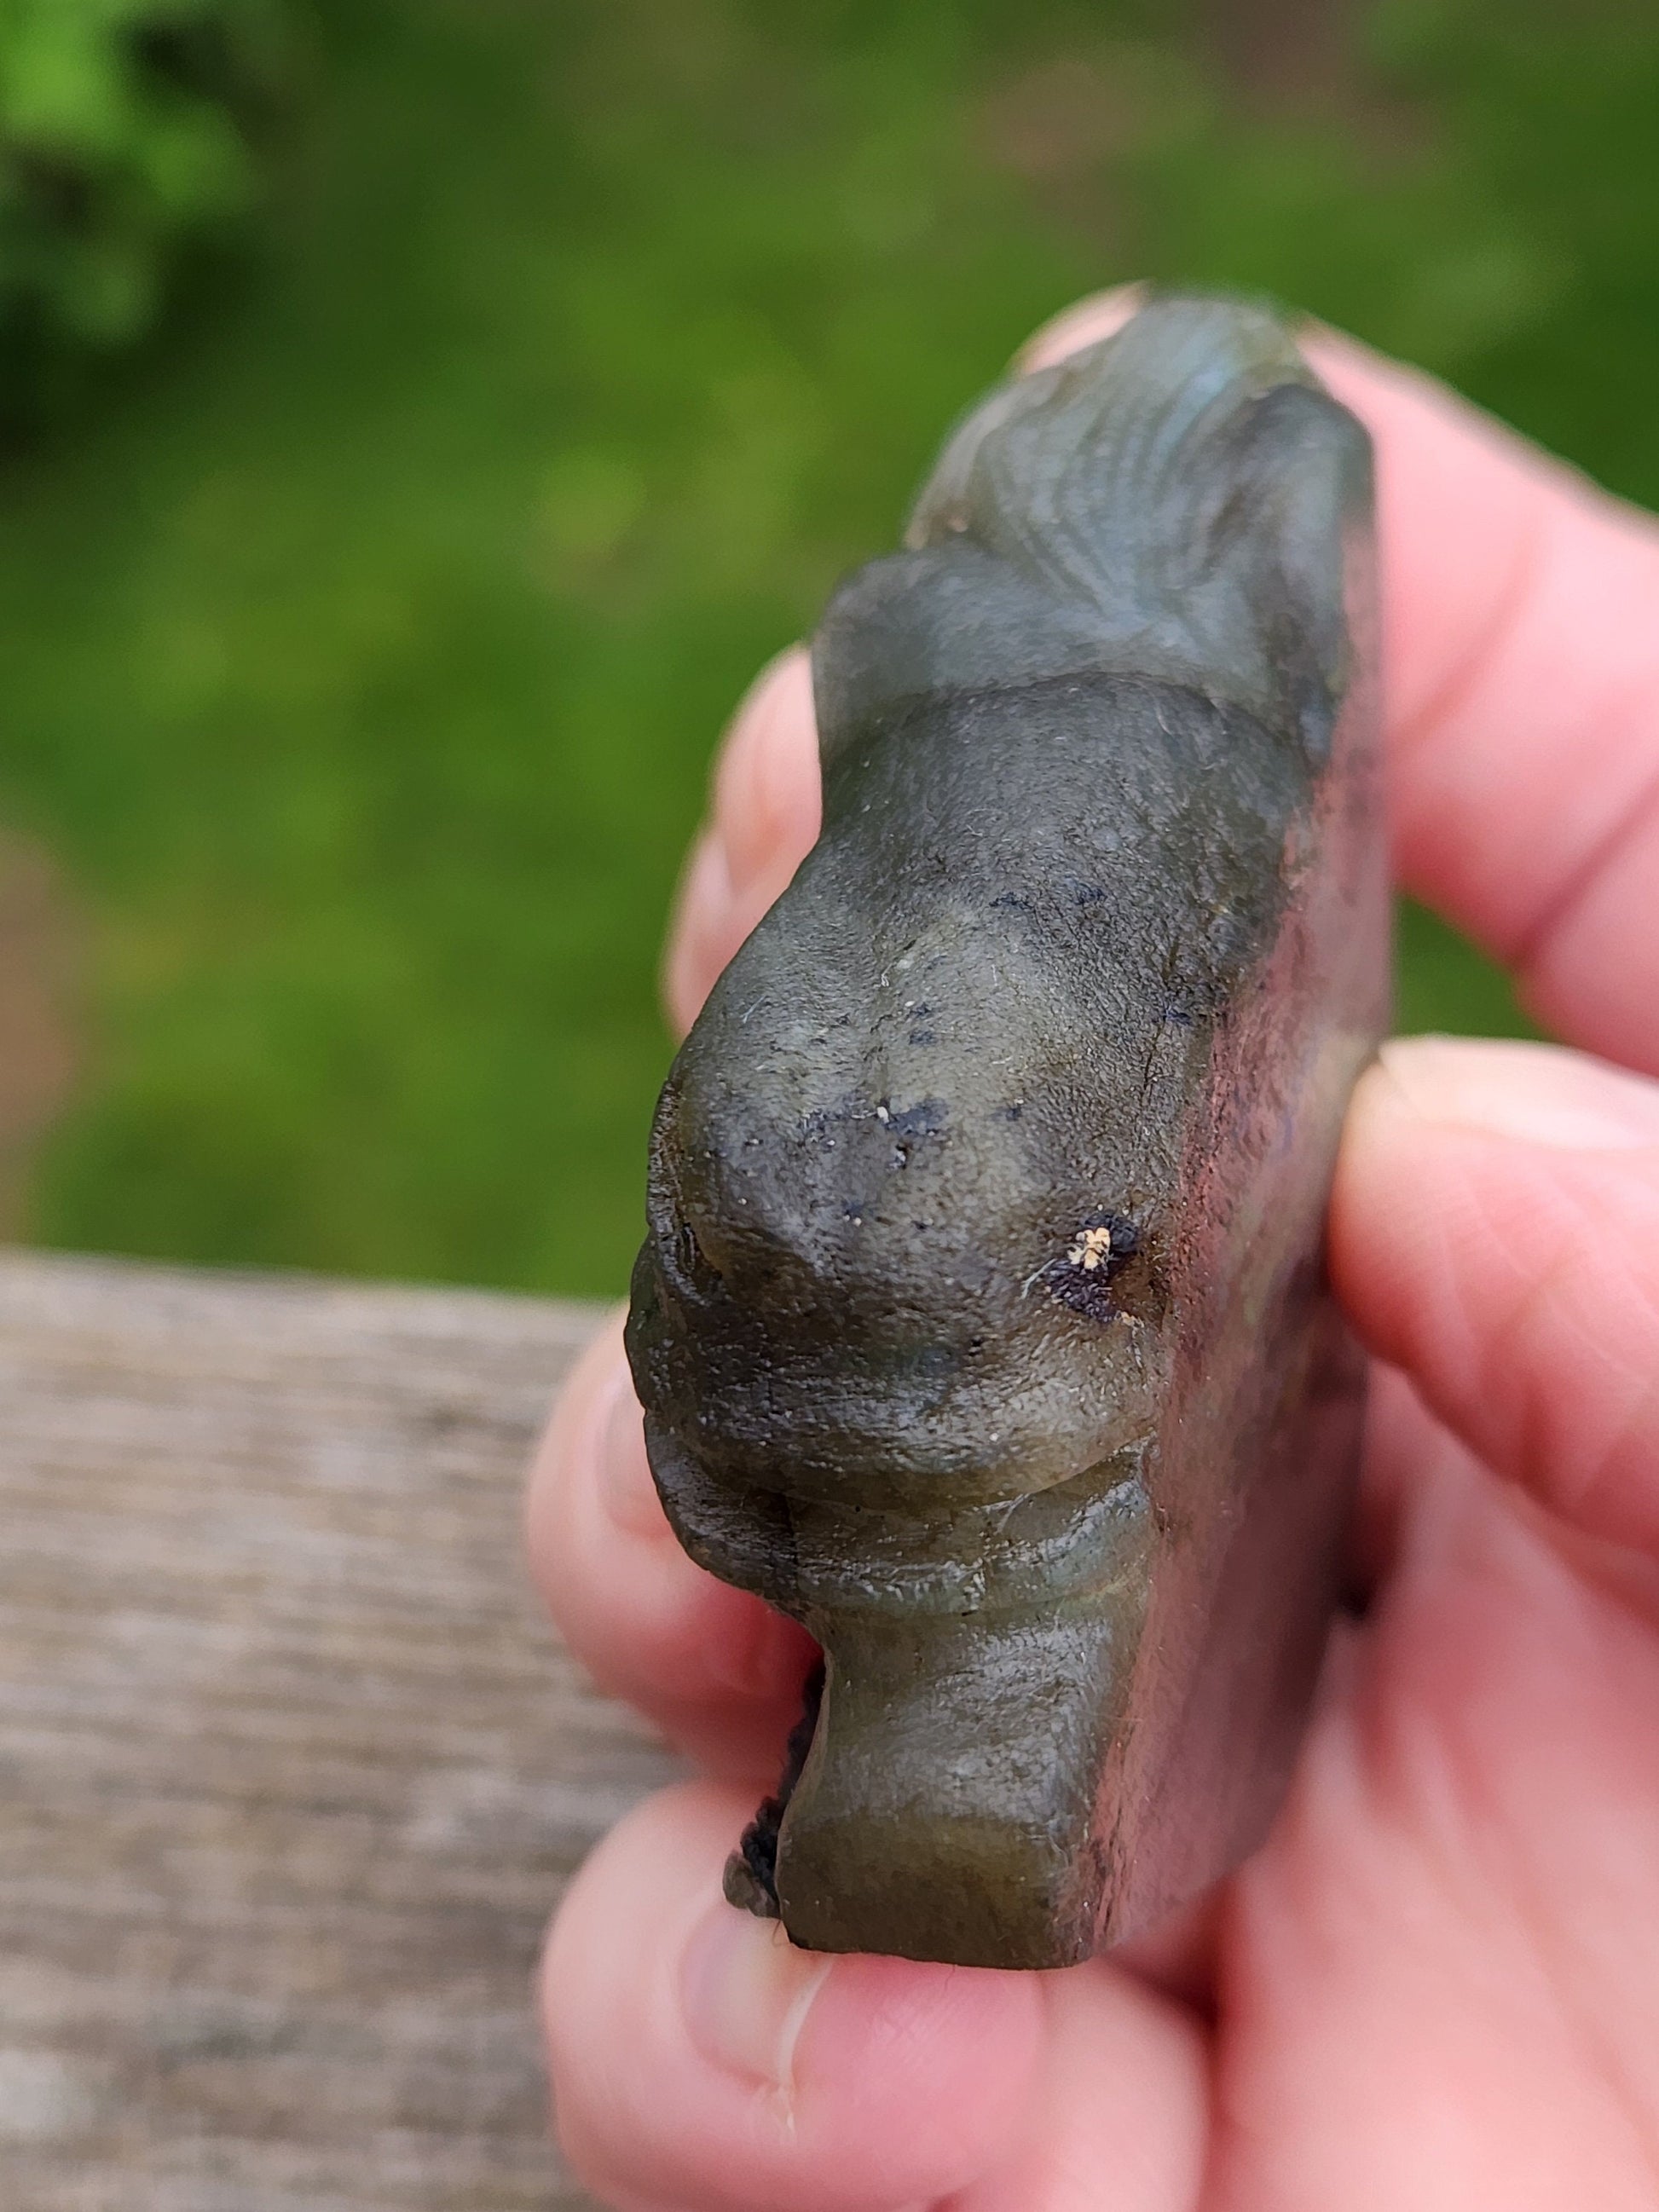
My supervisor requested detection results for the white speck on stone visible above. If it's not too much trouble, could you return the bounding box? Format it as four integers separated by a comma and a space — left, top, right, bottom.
1068, 1226, 1115, 1272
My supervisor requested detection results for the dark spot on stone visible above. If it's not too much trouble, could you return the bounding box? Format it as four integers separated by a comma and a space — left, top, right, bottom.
725, 1660, 825, 1920
886, 1098, 947, 1139
1041, 1210, 1142, 1323
1050, 1268, 1120, 1322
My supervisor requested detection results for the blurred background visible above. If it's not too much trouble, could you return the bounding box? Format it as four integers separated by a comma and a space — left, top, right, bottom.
0, 0, 1649, 1301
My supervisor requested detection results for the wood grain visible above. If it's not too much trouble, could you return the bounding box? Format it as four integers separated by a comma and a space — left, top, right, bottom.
0, 1249, 677, 2210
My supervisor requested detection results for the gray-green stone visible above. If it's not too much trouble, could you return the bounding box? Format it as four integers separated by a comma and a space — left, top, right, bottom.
626, 292, 1389, 1968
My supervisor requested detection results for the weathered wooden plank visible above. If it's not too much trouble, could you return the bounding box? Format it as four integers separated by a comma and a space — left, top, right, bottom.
0, 1250, 675, 2210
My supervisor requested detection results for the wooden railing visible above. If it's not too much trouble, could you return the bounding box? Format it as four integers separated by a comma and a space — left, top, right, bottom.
0, 1250, 672, 2209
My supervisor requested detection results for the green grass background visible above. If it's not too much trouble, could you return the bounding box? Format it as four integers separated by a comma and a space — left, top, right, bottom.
2, 0, 1654, 1297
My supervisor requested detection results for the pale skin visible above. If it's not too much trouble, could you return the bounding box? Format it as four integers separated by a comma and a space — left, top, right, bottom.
526, 290, 1659, 2212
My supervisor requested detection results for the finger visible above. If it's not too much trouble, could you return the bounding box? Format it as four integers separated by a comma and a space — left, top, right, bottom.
1212, 1434, 1659, 2212
1028, 292, 1659, 1075
664, 646, 820, 1036
541, 1781, 1209, 2212
1331, 1036, 1659, 1560
526, 1314, 817, 1778
1347, 1361, 1472, 1600
1012, 283, 1146, 371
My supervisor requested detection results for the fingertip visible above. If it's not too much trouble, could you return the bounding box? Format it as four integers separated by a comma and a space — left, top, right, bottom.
713, 644, 820, 896
665, 649, 822, 1037
1346, 1035, 1659, 1161
543, 1782, 1046, 2212
1297, 318, 1618, 524
523, 1306, 631, 1608
799, 1949, 1045, 2171
1017, 281, 1147, 373
681, 1913, 1046, 2190
663, 827, 734, 1037
1332, 1037, 1659, 1558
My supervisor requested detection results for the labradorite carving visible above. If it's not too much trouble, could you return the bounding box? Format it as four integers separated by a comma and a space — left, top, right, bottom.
625, 292, 1389, 1969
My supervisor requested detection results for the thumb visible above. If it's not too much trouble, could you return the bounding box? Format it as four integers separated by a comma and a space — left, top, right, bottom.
1332, 1037, 1659, 1558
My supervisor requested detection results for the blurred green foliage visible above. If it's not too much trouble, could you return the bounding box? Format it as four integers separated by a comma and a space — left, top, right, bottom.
0, 0, 1646, 1294
0, 0, 291, 419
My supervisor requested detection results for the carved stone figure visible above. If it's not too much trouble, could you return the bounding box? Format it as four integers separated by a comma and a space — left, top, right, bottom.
625, 292, 1389, 1968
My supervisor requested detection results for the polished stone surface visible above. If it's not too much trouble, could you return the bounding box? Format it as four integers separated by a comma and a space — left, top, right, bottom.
628, 293, 1389, 1966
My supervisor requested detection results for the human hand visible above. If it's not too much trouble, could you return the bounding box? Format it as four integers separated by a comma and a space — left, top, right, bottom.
526, 292, 1659, 2210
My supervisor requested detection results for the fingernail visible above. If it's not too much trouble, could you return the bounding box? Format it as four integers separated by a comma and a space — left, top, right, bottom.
1017, 283, 1145, 373
1379, 1037, 1659, 1152
596, 1377, 669, 1541
681, 1899, 835, 2092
